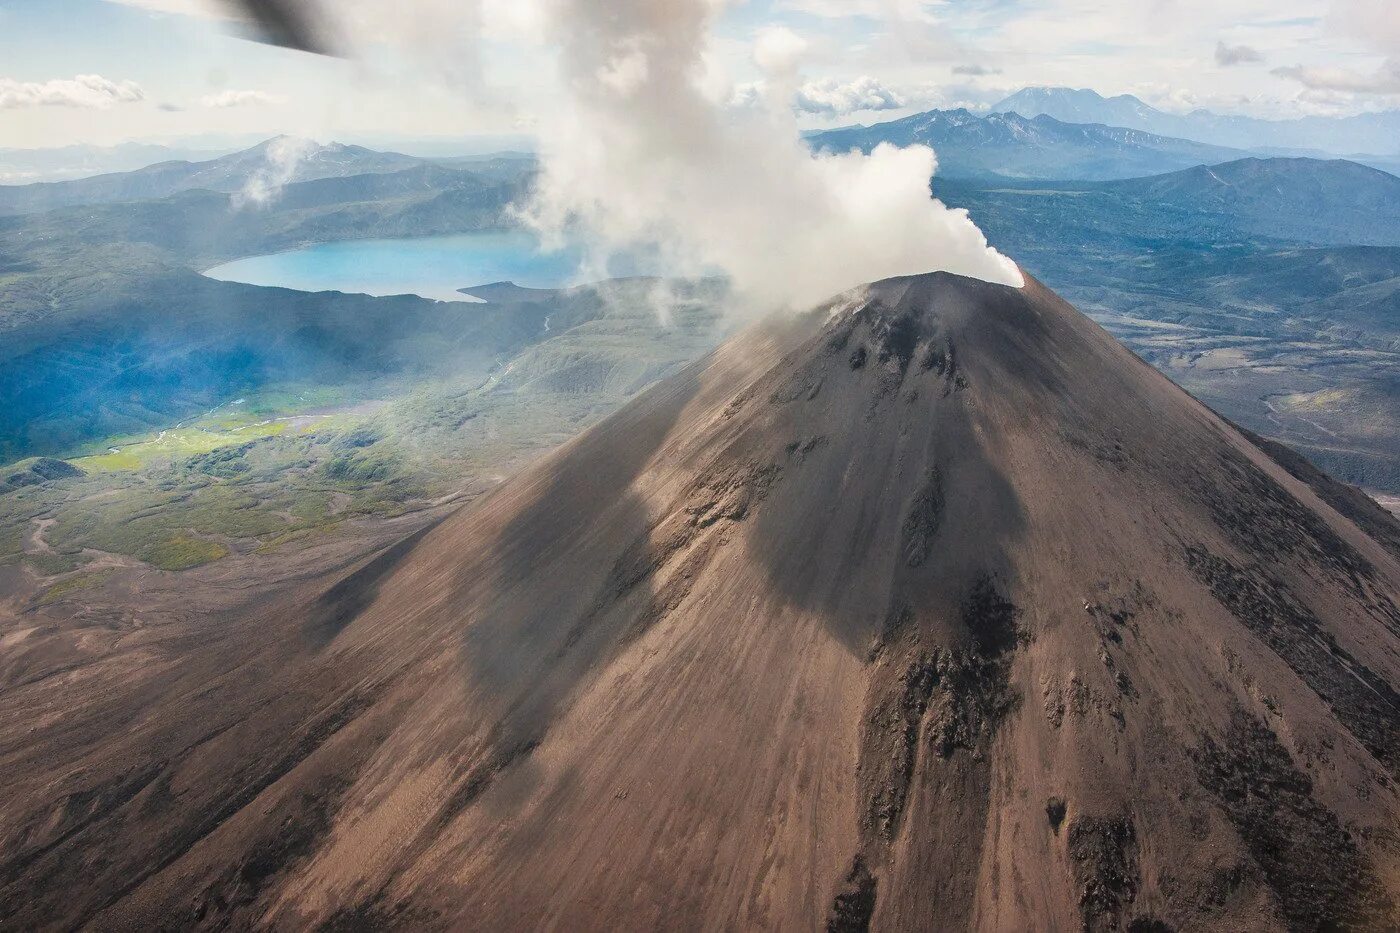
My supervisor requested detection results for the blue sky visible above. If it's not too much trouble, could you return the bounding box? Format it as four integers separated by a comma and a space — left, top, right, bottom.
1, 0, 1396, 148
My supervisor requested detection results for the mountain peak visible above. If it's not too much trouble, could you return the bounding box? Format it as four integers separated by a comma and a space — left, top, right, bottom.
993, 86, 1164, 122
8, 270, 1400, 930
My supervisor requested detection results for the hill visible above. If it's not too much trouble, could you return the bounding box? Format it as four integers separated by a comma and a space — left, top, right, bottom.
0, 137, 424, 215
0, 161, 525, 460
1041, 158, 1400, 249
1102, 158, 1400, 246
0, 141, 237, 184
3, 272, 1397, 929
809, 108, 1247, 180
994, 86, 1400, 158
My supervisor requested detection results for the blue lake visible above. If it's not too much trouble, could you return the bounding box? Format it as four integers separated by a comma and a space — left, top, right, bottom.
203, 231, 595, 302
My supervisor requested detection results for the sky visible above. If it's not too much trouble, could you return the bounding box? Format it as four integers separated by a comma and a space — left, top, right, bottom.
0, 0, 1397, 149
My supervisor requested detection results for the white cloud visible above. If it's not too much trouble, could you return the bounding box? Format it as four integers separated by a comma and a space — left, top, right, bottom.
1273, 58, 1400, 95
774, 0, 941, 24
201, 89, 286, 108
754, 26, 811, 75
1328, 0, 1400, 56
794, 76, 904, 116
1215, 42, 1263, 66
1260, 1, 1400, 113
0, 75, 145, 110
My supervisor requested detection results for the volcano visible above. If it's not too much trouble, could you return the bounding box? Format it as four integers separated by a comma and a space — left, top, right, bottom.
4, 273, 1400, 931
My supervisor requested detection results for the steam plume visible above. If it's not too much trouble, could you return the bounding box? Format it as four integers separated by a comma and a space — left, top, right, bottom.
523, 0, 1022, 308
233, 135, 316, 208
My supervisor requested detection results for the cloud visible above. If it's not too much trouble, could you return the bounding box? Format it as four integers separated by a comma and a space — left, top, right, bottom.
774, 0, 940, 21
1272, 58, 1400, 94
952, 64, 1000, 76
1266, 1, 1400, 111
0, 75, 145, 109
792, 76, 904, 116
523, 0, 1022, 311
754, 26, 811, 75
730, 75, 931, 118
1328, 0, 1400, 56
201, 89, 285, 108
1215, 41, 1263, 66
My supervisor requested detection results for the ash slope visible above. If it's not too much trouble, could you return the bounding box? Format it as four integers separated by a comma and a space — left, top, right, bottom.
5, 273, 1400, 931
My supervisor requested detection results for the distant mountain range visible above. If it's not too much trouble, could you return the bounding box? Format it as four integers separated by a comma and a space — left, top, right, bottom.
0, 138, 425, 215
0, 142, 236, 184
993, 87, 1400, 158
1102, 157, 1400, 247
808, 108, 1249, 181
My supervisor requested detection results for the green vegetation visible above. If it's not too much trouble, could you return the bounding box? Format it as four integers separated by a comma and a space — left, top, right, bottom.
0, 495, 46, 566
24, 551, 88, 576
36, 570, 115, 606
140, 535, 229, 571
72, 420, 292, 473
0, 278, 725, 574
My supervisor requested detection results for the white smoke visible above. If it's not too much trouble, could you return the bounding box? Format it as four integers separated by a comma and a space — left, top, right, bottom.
233, 135, 317, 209
521, 0, 1022, 309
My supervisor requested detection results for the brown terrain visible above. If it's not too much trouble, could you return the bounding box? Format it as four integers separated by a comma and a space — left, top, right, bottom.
3, 271, 1400, 931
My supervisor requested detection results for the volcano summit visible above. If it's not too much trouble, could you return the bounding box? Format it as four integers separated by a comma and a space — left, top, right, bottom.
3, 273, 1400, 931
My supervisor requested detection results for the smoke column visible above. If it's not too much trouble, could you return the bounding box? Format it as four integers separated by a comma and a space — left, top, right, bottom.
523, 0, 1022, 308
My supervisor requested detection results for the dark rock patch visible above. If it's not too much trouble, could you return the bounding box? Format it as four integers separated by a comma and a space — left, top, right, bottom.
873, 308, 921, 374
1185, 544, 1400, 777
1193, 711, 1396, 931
923, 647, 1019, 759
196, 776, 355, 922
1047, 796, 1067, 834
1237, 424, 1400, 564
857, 579, 1021, 843
861, 653, 939, 843
317, 895, 436, 932
1187, 446, 1400, 638
1067, 814, 1141, 933
826, 855, 878, 933
919, 341, 948, 374
961, 574, 1023, 658
1126, 918, 1174, 933
899, 468, 944, 568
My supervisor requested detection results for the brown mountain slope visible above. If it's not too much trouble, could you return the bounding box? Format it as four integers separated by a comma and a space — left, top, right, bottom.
3, 272, 1400, 931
